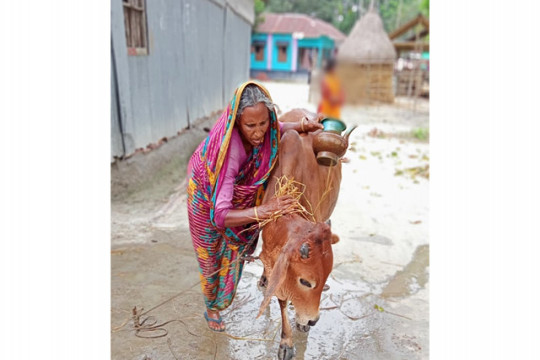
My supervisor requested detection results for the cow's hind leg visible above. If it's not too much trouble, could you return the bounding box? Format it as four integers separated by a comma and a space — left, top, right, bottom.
278, 299, 295, 360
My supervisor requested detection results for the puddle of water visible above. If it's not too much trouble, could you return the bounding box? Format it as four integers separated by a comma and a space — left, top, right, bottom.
215, 264, 399, 359
381, 244, 429, 299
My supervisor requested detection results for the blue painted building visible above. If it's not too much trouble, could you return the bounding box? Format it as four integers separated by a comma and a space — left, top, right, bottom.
250, 13, 345, 80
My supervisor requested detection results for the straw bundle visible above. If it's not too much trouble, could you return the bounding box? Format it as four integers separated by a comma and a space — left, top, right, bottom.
271, 176, 315, 224
240, 176, 315, 235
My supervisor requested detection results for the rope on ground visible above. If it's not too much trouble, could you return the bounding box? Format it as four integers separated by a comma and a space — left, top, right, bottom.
132, 306, 201, 339
112, 236, 262, 339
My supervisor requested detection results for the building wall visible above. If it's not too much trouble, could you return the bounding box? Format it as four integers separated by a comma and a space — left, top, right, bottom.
298, 36, 335, 68
111, 0, 253, 160
250, 34, 336, 75
111, 51, 124, 157
250, 33, 268, 70
270, 34, 293, 71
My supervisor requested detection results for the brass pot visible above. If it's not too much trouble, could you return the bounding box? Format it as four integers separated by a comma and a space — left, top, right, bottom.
312, 125, 357, 166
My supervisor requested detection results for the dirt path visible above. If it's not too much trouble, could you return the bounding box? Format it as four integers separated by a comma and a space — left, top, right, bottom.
111, 82, 429, 359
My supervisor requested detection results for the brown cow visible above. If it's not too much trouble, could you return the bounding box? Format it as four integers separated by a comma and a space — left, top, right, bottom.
257, 109, 346, 360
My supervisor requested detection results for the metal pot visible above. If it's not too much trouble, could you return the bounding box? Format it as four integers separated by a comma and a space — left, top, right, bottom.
313, 123, 357, 166
320, 118, 347, 134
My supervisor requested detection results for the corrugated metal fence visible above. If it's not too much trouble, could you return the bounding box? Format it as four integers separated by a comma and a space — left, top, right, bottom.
111, 0, 253, 160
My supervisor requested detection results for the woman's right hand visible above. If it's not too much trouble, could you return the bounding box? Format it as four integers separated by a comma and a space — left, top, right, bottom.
256, 195, 296, 219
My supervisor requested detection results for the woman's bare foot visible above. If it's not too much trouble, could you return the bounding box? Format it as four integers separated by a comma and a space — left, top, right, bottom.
204, 309, 225, 332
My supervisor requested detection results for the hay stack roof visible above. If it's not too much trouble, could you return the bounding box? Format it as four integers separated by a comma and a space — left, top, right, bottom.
338, 7, 396, 64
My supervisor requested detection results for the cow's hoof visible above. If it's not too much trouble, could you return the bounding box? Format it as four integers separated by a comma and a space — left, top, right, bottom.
278, 344, 296, 360
257, 274, 268, 289
296, 323, 310, 332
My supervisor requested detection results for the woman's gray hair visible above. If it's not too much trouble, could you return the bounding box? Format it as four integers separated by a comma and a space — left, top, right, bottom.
236, 84, 275, 118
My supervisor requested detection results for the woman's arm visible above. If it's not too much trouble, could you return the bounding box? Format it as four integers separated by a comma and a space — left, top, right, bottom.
279, 114, 324, 134
223, 195, 296, 228
215, 129, 297, 228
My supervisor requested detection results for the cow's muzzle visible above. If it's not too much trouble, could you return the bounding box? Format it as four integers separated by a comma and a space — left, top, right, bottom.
296, 316, 319, 332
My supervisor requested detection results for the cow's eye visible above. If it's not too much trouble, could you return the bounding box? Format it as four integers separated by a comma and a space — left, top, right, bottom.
299, 278, 312, 288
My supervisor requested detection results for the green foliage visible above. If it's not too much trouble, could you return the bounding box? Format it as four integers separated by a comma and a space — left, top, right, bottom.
412, 127, 429, 141
420, 0, 429, 17
267, 0, 336, 23
262, 0, 427, 35
379, 0, 427, 33
336, 8, 357, 35
254, 0, 267, 31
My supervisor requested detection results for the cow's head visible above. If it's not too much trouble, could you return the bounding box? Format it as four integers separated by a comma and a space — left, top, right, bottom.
258, 219, 340, 327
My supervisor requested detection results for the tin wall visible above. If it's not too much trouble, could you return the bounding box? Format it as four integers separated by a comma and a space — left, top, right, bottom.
111, 0, 253, 159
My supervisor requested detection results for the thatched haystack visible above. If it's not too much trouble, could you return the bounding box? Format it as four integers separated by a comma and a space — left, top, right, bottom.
337, 7, 397, 104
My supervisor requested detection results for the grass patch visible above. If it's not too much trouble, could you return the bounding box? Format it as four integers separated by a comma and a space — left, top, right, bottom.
394, 164, 430, 180
412, 128, 429, 141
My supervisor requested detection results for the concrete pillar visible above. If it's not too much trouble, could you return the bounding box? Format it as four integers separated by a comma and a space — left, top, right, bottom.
291, 37, 298, 72
267, 34, 273, 70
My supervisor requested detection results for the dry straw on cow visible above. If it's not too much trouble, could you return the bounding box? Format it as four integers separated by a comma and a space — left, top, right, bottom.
240, 176, 315, 235
272, 175, 315, 222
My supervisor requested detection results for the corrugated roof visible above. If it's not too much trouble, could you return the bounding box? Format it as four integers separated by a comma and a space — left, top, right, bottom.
256, 13, 346, 42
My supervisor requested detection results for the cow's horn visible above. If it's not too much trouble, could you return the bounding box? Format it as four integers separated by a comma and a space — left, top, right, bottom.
300, 243, 310, 259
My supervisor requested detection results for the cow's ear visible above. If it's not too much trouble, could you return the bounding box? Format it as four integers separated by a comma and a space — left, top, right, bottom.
330, 233, 340, 244
257, 250, 291, 318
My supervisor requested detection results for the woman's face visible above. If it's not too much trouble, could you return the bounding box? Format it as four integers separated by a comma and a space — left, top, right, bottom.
237, 102, 270, 147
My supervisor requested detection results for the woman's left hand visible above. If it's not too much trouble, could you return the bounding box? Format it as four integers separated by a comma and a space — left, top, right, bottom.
300, 116, 324, 133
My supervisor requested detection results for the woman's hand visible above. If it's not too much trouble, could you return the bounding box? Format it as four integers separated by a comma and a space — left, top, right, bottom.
256, 195, 296, 219
315, 113, 326, 123
223, 195, 297, 227
300, 116, 324, 133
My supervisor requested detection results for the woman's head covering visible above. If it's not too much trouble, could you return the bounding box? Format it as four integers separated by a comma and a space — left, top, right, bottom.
200, 81, 280, 243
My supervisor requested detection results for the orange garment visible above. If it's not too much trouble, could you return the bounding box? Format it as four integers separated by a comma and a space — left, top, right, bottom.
318, 73, 344, 119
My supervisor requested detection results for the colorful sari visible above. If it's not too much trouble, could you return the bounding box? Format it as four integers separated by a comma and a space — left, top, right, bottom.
186, 81, 280, 310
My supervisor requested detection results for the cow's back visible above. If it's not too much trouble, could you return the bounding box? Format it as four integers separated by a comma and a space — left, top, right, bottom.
264, 128, 342, 222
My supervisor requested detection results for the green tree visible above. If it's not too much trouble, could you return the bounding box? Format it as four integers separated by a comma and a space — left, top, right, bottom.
379, 0, 426, 32
262, 0, 427, 35
420, 0, 429, 17
254, 0, 266, 31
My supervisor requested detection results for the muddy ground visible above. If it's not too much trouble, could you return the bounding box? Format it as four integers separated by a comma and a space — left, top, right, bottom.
111, 81, 429, 359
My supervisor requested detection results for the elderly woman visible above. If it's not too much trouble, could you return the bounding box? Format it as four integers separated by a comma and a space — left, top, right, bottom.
187, 81, 322, 332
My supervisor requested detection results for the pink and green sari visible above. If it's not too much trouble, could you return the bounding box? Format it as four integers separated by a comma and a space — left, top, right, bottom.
186, 81, 280, 310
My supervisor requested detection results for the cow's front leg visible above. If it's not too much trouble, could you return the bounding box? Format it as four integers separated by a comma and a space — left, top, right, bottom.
278, 299, 295, 360
258, 271, 268, 289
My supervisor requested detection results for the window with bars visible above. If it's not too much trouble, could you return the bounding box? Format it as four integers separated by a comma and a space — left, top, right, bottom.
277, 43, 288, 63
251, 42, 266, 61
123, 0, 148, 55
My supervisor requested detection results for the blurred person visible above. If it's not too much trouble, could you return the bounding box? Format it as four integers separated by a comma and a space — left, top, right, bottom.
186, 81, 323, 332
318, 58, 345, 119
